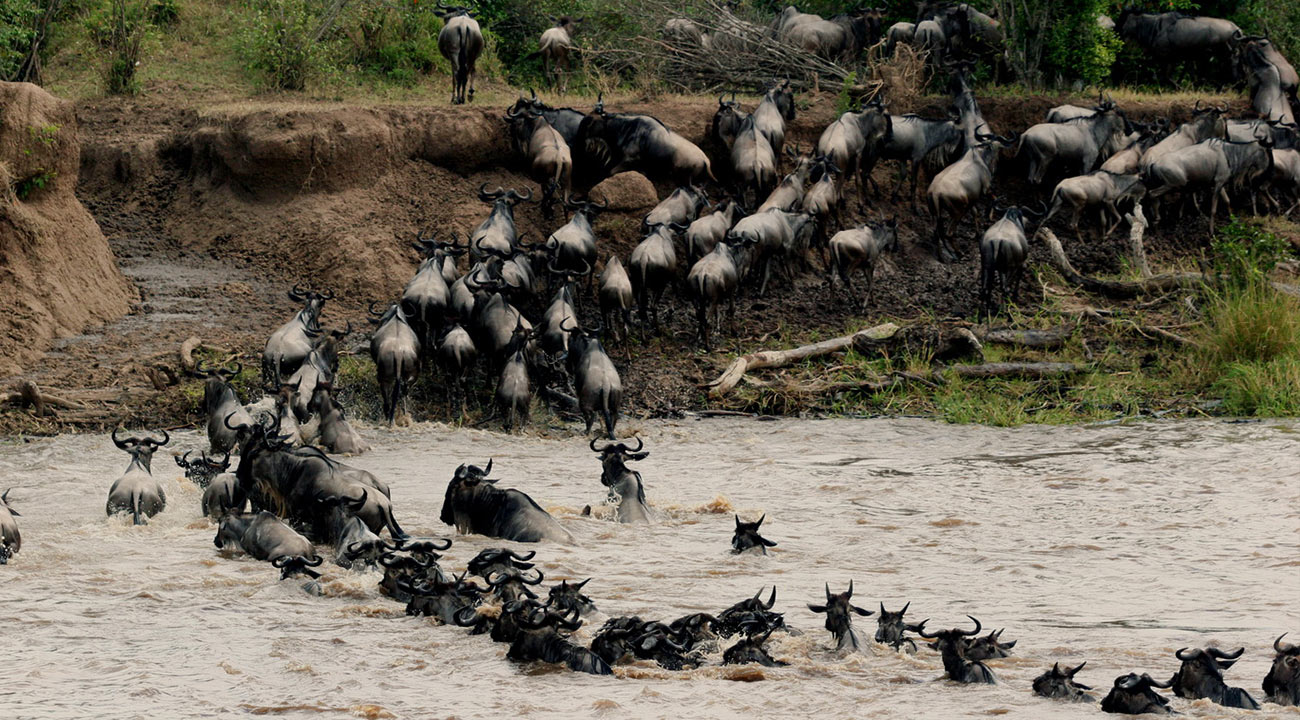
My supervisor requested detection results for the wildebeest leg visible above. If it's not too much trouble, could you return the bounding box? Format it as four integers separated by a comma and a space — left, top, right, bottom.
727, 296, 737, 336
695, 299, 710, 350
1104, 203, 1124, 238
863, 263, 875, 310
759, 257, 774, 296
601, 406, 617, 440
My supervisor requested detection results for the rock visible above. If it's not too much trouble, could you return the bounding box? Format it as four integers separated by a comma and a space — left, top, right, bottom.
590, 172, 658, 212
0, 82, 135, 376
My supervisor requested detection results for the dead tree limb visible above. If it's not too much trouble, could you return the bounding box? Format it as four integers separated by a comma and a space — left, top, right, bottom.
2, 380, 88, 415
978, 325, 1073, 349
1037, 227, 1205, 298
942, 362, 1084, 379
706, 323, 900, 396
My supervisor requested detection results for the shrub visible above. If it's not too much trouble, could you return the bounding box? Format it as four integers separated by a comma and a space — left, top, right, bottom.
339, 0, 446, 85
102, 0, 146, 94
236, 0, 330, 91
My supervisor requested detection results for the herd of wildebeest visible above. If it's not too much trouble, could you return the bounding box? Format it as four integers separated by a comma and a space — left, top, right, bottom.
2, 2, 1299, 713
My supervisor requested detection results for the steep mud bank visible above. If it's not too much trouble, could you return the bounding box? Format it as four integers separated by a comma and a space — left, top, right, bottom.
0, 82, 135, 377
1, 90, 1255, 428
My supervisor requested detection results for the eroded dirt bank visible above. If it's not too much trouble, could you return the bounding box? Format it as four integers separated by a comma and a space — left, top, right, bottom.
0, 90, 1268, 430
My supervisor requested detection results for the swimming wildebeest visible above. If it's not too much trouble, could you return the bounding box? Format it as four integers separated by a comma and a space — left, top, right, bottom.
592, 436, 652, 524
215, 510, 324, 580
807, 580, 874, 652
731, 514, 776, 555
1265, 633, 1300, 706
1100, 672, 1175, 714
439, 460, 574, 543
1168, 646, 1259, 709
875, 601, 923, 652
916, 616, 997, 684
1034, 662, 1095, 702
106, 428, 169, 525
0, 489, 20, 564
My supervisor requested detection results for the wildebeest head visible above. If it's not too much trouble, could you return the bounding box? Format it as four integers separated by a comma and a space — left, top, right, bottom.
917, 615, 997, 684
286, 283, 333, 329
964, 628, 1017, 660
434, 2, 472, 19
175, 449, 231, 489
715, 586, 781, 638
668, 612, 718, 651
1170, 646, 1258, 709
477, 183, 534, 209
723, 629, 788, 667
487, 566, 544, 603
111, 427, 170, 473
270, 553, 324, 580
1033, 661, 1094, 702
465, 545, 537, 579
711, 93, 747, 149
807, 580, 874, 651
440, 459, 495, 528
1265, 634, 1300, 706
548, 578, 596, 616
1190, 99, 1231, 138
191, 359, 242, 412
732, 513, 777, 554
875, 601, 923, 650
629, 621, 699, 670
1100, 672, 1174, 715
765, 79, 796, 123
592, 435, 648, 485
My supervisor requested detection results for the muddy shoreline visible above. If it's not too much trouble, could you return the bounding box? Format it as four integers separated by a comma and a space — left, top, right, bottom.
0, 90, 1286, 433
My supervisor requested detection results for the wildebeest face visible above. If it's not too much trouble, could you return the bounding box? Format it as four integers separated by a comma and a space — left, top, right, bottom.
723, 630, 787, 667
965, 628, 1017, 660
440, 459, 495, 528
807, 580, 873, 649
466, 547, 536, 579
732, 514, 777, 554
175, 450, 231, 489
875, 601, 920, 649
1171, 646, 1258, 709
111, 427, 170, 473
668, 613, 717, 651
1033, 661, 1094, 701
548, 578, 597, 616
1265, 634, 1300, 705
1101, 673, 1174, 715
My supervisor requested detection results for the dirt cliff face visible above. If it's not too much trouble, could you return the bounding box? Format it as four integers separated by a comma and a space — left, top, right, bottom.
0, 82, 135, 377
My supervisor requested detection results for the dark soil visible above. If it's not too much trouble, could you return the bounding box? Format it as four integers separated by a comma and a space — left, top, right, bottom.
0, 90, 1249, 431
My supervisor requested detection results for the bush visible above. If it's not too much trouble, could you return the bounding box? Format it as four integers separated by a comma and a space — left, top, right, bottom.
339, 0, 445, 85
1211, 216, 1293, 290
101, 0, 146, 94
237, 0, 329, 91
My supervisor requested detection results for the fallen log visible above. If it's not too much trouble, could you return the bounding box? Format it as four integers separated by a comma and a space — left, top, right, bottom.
978, 325, 1073, 349
853, 325, 984, 364
1037, 227, 1205, 299
942, 362, 1084, 379
706, 323, 900, 397
2, 380, 89, 416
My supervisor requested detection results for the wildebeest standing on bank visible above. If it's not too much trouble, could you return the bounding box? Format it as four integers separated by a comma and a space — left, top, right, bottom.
0, 489, 20, 564
437, 3, 483, 104
368, 301, 420, 426
563, 318, 622, 439
106, 428, 170, 525
827, 219, 898, 309
439, 460, 574, 543
576, 104, 714, 185
926, 133, 1015, 262
534, 16, 582, 92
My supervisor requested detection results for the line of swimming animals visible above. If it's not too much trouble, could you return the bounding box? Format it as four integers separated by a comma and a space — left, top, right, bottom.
1, 428, 1296, 714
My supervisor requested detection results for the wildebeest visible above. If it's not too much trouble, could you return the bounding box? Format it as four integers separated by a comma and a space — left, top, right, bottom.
802, 157, 844, 262
215, 510, 324, 579
327, 495, 392, 569
1139, 102, 1229, 174
508, 604, 612, 675
193, 361, 250, 455
885, 21, 915, 56
827, 219, 898, 308
436, 321, 477, 412
1017, 100, 1130, 185
202, 471, 247, 520
1265, 634, 1300, 706
688, 234, 753, 350
777, 7, 881, 61
711, 94, 750, 151
816, 100, 892, 202
401, 231, 459, 347
875, 113, 965, 203
1100, 672, 1175, 714
548, 578, 597, 617
723, 629, 787, 667
106, 428, 169, 525
629, 223, 681, 333
563, 318, 622, 439
598, 255, 634, 343
686, 199, 744, 264
727, 208, 816, 295
875, 601, 924, 653
644, 185, 708, 233
664, 17, 706, 48
731, 514, 776, 555
715, 586, 781, 638
495, 321, 532, 432
1034, 662, 1095, 702
1144, 135, 1274, 232
510, 91, 588, 146
535, 16, 581, 91
592, 436, 651, 524
752, 80, 796, 157
979, 204, 1040, 318
436, 4, 483, 104
0, 489, 20, 564
404, 570, 485, 624
471, 185, 532, 261
306, 384, 369, 455
505, 108, 573, 217
1116, 10, 1241, 62
757, 150, 814, 213
1169, 646, 1259, 709
175, 449, 230, 490
1241, 38, 1297, 125
368, 301, 421, 426
439, 460, 574, 543
1100, 121, 1168, 174
262, 285, 330, 387
927, 133, 1015, 261
1044, 171, 1147, 238
731, 115, 779, 210
576, 105, 714, 185
544, 195, 604, 278
964, 627, 1017, 661
807, 581, 874, 653
916, 616, 996, 684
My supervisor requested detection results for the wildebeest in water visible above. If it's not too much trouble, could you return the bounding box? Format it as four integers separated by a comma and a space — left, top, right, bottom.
807, 580, 874, 652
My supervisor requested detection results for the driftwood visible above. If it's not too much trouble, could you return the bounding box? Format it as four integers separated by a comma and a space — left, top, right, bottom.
1069, 307, 1198, 347
706, 323, 900, 396
943, 362, 1083, 379
2, 380, 89, 416
854, 325, 984, 363
179, 336, 203, 372
979, 325, 1073, 349
1037, 227, 1204, 299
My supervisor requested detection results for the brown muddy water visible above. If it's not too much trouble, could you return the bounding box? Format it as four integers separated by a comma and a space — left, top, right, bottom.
1, 418, 1297, 719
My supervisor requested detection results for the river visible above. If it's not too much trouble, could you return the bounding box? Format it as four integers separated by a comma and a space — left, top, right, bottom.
0, 417, 1297, 719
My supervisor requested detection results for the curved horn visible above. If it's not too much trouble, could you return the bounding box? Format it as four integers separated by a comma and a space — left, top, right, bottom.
1144, 674, 1173, 689
1276, 633, 1297, 654
507, 549, 535, 561
1208, 647, 1245, 660
1068, 661, 1087, 676
146, 429, 171, 447
111, 427, 134, 450
1175, 647, 1196, 661
961, 616, 982, 636
627, 435, 643, 452
521, 569, 544, 585
765, 586, 777, 609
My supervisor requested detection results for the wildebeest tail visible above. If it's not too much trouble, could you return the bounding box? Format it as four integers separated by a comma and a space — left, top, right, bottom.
456, 25, 471, 85
132, 488, 146, 526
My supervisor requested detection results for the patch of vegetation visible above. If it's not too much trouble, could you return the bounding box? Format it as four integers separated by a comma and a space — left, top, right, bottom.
14, 168, 56, 198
